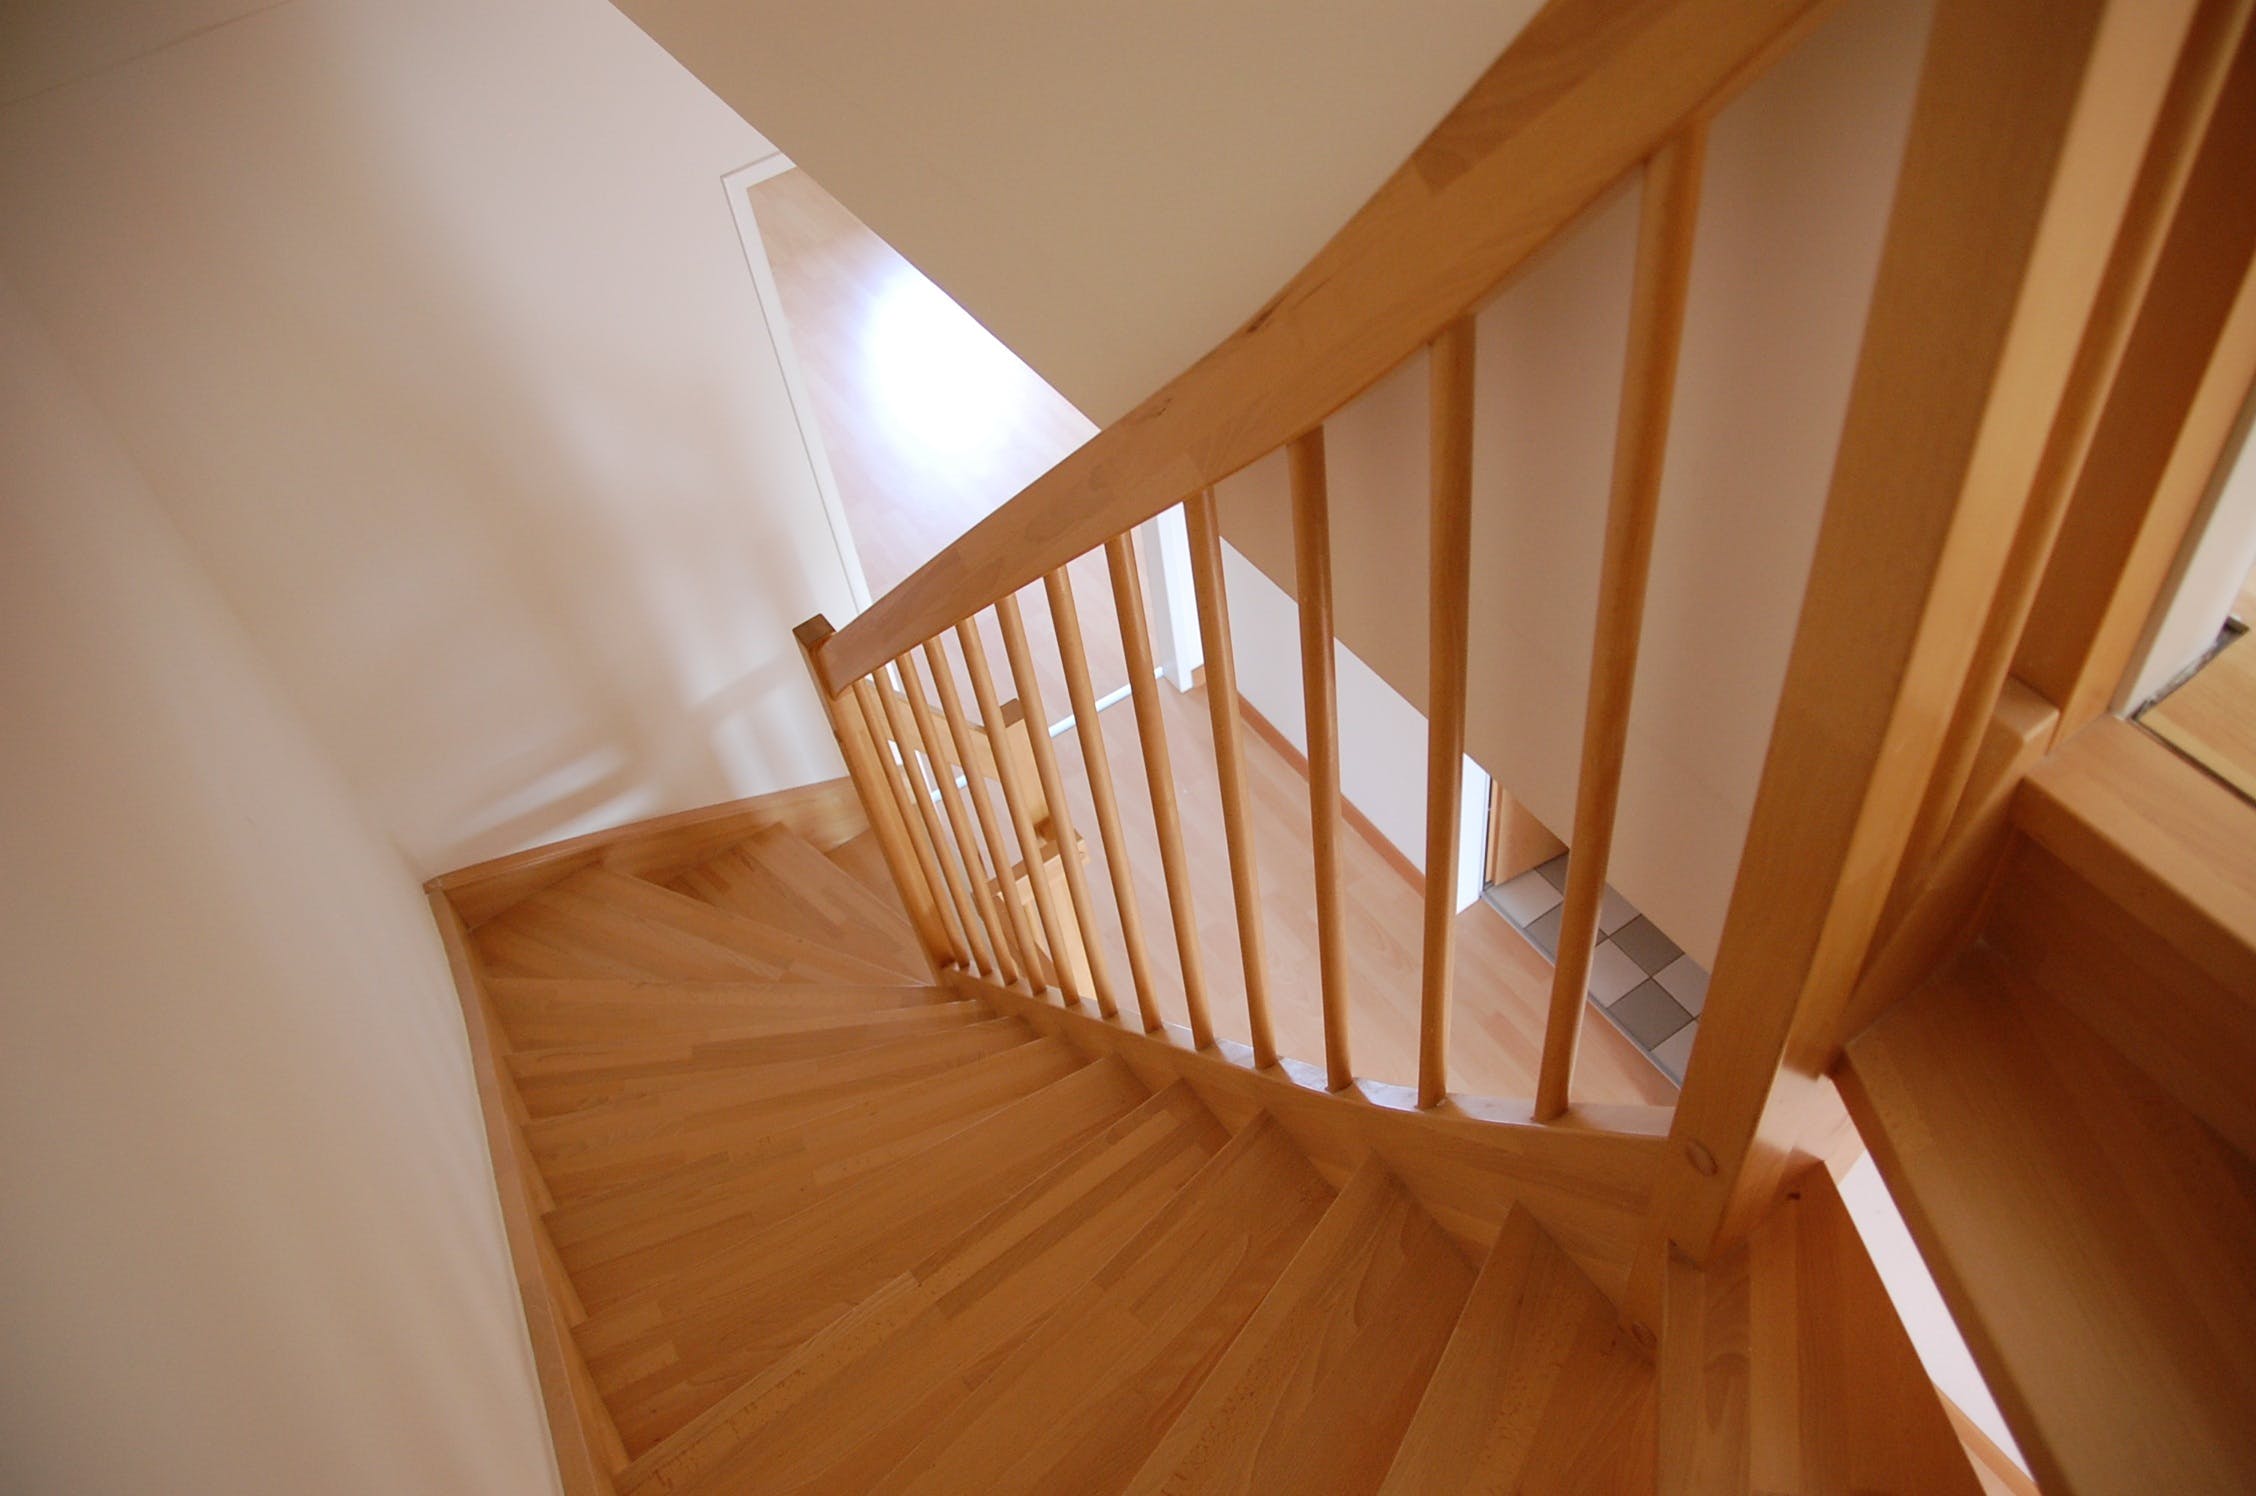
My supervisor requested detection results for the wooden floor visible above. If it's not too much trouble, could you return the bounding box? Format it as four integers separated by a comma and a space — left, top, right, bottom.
748, 167, 1674, 1108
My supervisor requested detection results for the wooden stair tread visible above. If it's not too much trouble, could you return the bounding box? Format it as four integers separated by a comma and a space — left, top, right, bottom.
532, 1029, 1080, 1211
825, 828, 898, 901
556, 866, 920, 986
485, 976, 951, 1049
621, 1084, 1231, 1495
578, 1055, 1154, 1454
1659, 1161, 1983, 1495
507, 1002, 1000, 1115
1377, 1206, 1653, 1495
1838, 946, 2256, 1496
672, 825, 925, 980
547, 1028, 1052, 1310
869, 1113, 1335, 1496
477, 874, 788, 982
1121, 1155, 1476, 1496
523, 1015, 1026, 1172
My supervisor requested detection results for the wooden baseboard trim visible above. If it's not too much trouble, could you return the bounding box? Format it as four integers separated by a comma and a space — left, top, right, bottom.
429, 891, 623, 1495
1234, 695, 1426, 894
428, 777, 869, 928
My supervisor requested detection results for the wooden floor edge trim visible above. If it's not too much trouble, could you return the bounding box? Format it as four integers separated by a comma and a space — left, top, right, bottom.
429, 889, 623, 1496
1236, 693, 1427, 895
425, 777, 870, 929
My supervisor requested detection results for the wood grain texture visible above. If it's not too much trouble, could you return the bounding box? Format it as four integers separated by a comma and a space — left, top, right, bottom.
923, 637, 1045, 992
1045, 567, 1167, 1032
625, 1085, 1227, 1495
871, 1115, 1334, 1496
1537, 126, 1704, 1124
1377, 1206, 1654, 1494
1289, 430, 1353, 1090
1418, 319, 1476, 1111
956, 616, 1074, 995
879, 659, 998, 976
1185, 487, 1277, 1068
1107, 535, 1216, 1046
1120, 1156, 1474, 1496
950, 970, 1670, 1306
1738, 1167, 1982, 1496
431, 774, 870, 929
1893, 0, 2254, 892
671, 826, 925, 982
1642, 0, 2203, 1308
813, 0, 1835, 691
997, 592, 1120, 1013
1839, 947, 2256, 1495
2015, 12, 2256, 736
429, 889, 624, 1494
2144, 626, 2256, 798
854, 676, 974, 967
795, 617, 953, 970
578, 1056, 1148, 1454
901, 650, 1020, 982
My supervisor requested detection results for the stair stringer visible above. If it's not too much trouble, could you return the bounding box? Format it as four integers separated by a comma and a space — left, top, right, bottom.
947, 970, 1672, 1307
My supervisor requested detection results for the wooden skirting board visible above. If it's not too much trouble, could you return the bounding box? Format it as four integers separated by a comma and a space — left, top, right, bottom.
946, 969, 1672, 1306
429, 778, 870, 928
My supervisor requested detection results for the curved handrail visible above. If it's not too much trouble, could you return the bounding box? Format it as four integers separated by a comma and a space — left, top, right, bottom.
811, 0, 1829, 693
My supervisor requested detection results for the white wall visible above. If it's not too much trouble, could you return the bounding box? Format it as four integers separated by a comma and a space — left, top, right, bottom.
1217, 0, 1933, 966
1221, 544, 1491, 909
613, 0, 1547, 425
0, 0, 864, 878
0, 273, 557, 1494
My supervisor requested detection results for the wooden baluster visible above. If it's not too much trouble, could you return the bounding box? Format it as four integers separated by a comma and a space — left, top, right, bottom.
852, 676, 971, 967
1536, 129, 1706, 1123
1106, 534, 1216, 1049
875, 662, 993, 975
902, 648, 1019, 985
1290, 429, 1353, 1090
995, 595, 1120, 1018
794, 618, 953, 973
955, 616, 1079, 998
923, 637, 1044, 992
1182, 489, 1277, 1068
1045, 567, 1167, 1033
1419, 319, 1478, 1109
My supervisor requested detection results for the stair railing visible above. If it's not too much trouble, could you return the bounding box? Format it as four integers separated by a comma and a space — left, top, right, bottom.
794, 0, 2222, 1342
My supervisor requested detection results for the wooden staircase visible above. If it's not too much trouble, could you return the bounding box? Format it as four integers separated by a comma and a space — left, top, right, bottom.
433, 789, 2021, 1494
431, 0, 2256, 1487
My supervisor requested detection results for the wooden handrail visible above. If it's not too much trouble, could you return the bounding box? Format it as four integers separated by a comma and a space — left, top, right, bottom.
1534, 125, 1707, 1123
810, 0, 1834, 694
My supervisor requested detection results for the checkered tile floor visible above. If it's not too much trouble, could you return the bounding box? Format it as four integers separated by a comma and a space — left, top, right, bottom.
1482, 852, 1708, 1084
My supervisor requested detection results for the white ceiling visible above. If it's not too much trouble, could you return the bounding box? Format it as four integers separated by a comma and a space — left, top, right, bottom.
0, 0, 290, 106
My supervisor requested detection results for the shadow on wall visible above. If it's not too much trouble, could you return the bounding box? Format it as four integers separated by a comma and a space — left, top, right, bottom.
0, 0, 859, 876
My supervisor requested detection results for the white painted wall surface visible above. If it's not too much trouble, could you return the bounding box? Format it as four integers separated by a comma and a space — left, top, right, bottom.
1223, 543, 1491, 910
612, 0, 1549, 426
0, 273, 558, 1494
1217, 0, 1933, 965
0, 0, 864, 878
2126, 418, 2256, 707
